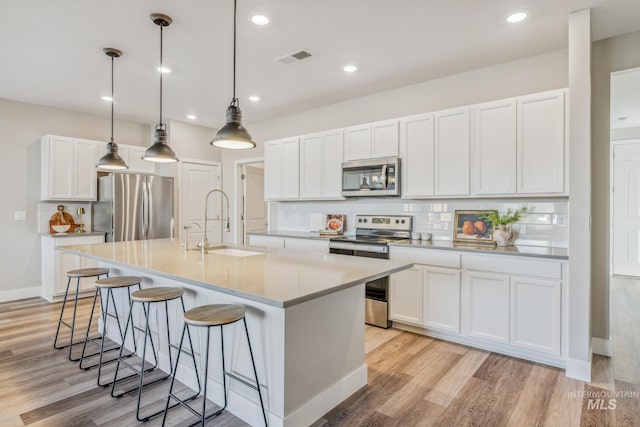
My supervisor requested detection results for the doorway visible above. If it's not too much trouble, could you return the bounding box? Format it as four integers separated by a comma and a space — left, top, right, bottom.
180, 160, 222, 249
236, 160, 267, 245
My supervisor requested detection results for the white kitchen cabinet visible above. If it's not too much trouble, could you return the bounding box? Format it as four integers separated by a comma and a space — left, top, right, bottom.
344, 120, 399, 161
248, 234, 285, 249
299, 130, 344, 200
462, 271, 510, 344
473, 99, 517, 195
510, 276, 561, 355
127, 145, 156, 174
42, 135, 99, 201
41, 234, 106, 302
400, 113, 435, 197
434, 107, 470, 196
517, 89, 566, 194
423, 266, 460, 333
389, 266, 423, 325
264, 137, 300, 200
284, 237, 329, 253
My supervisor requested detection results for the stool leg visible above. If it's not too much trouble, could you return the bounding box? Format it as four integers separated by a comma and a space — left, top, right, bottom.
67, 277, 82, 361
135, 301, 152, 421
53, 276, 73, 350
244, 317, 268, 426
79, 287, 101, 368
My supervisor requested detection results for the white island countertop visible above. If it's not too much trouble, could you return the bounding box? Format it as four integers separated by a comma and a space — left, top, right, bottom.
58, 238, 412, 308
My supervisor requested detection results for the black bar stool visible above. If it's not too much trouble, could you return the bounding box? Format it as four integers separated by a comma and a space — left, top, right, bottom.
111, 286, 199, 422
79, 276, 143, 387
161, 304, 268, 427
53, 267, 110, 361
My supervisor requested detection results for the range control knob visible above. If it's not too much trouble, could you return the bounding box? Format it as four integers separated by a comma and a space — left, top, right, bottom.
363, 218, 368, 223
358, 218, 362, 223
395, 219, 400, 224
401, 219, 406, 224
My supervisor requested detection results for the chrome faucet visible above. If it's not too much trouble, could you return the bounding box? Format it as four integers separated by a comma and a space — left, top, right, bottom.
183, 221, 201, 253
198, 188, 231, 253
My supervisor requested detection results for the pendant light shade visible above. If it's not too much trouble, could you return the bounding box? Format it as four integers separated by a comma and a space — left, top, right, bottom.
143, 13, 178, 163
97, 48, 128, 170
210, 0, 256, 150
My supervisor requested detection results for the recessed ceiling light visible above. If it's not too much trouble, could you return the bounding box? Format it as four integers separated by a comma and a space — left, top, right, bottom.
156, 66, 171, 73
251, 15, 269, 26
249, 95, 261, 102
506, 11, 528, 23
344, 65, 357, 73
101, 96, 113, 101
187, 114, 197, 120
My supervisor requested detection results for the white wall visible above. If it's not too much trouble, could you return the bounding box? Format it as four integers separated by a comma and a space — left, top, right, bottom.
221, 49, 569, 244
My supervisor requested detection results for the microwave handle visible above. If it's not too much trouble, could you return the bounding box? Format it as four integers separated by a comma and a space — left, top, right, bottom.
381, 164, 387, 188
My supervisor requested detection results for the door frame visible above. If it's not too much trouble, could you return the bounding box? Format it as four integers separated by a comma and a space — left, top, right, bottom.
178, 158, 222, 243
610, 139, 640, 276
233, 157, 265, 245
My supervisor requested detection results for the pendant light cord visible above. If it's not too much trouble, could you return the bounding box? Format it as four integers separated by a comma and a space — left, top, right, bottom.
232, 0, 237, 105
159, 24, 164, 127
110, 54, 114, 143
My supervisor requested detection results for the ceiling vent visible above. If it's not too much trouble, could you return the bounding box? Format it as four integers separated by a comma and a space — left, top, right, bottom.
276, 49, 312, 64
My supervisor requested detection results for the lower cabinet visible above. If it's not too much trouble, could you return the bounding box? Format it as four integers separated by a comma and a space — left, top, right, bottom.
461, 271, 510, 344
41, 234, 106, 302
390, 266, 423, 325
247, 234, 329, 253
424, 267, 460, 333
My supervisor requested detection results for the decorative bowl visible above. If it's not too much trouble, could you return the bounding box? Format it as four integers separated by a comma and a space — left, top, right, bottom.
52, 224, 71, 233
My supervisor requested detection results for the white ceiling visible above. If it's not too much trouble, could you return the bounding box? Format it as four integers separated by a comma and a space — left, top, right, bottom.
2, 0, 640, 130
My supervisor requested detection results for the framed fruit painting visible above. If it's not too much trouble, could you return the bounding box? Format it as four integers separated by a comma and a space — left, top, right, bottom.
453, 210, 496, 245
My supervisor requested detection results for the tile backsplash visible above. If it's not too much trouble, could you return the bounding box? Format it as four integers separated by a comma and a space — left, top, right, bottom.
271, 198, 568, 248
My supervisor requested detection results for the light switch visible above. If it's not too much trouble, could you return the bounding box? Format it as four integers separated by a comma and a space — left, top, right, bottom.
14, 211, 28, 221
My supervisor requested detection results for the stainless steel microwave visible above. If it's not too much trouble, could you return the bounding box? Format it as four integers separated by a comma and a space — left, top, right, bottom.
341, 157, 400, 197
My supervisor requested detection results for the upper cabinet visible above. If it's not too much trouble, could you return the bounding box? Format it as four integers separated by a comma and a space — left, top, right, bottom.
300, 130, 344, 200
344, 119, 399, 161
41, 135, 98, 201
264, 137, 300, 200
472, 99, 517, 195
517, 90, 566, 194
434, 107, 471, 196
400, 113, 435, 198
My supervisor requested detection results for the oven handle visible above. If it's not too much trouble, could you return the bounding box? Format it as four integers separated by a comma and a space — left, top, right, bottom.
329, 242, 388, 253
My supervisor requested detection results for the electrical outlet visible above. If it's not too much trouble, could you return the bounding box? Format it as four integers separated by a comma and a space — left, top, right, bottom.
14, 211, 28, 221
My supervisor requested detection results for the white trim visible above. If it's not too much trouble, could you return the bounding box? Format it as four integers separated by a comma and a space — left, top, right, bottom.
233, 157, 264, 245
565, 357, 592, 382
0, 286, 41, 303
592, 337, 612, 357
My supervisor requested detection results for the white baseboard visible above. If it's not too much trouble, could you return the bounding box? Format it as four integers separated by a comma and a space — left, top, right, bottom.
592, 337, 612, 357
0, 286, 41, 303
565, 357, 592, 382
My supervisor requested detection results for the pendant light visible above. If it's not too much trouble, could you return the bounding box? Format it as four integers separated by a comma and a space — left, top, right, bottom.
211, 0, 256, 150
143, 13, 179, 163
97, 48, 128, 170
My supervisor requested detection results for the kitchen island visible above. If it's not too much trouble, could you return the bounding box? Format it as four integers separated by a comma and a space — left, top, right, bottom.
59, 238, 412, 427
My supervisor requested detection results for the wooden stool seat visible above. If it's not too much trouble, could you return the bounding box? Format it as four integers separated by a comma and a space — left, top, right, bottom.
184, 304, 245, 327
131, 287, 183, 303
67, 268, 110, 278
95, 276, 143, 289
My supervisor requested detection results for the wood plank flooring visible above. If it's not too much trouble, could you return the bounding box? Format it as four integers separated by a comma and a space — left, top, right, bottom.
1, 297, 639, 426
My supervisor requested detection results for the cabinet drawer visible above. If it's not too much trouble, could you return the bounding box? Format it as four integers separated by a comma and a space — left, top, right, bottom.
390, 247, 460, 268
462, 254, 561, 279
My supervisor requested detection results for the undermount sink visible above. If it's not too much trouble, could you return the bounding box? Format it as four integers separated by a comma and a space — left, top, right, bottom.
192, 245, 262, 257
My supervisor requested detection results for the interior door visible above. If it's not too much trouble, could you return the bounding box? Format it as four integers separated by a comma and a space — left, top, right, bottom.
613, 141, 640, 276
181, 162, 221, 248
242, 164, 267, 244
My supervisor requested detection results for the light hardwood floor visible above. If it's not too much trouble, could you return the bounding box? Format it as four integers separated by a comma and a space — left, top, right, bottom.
1, 297, 639, 426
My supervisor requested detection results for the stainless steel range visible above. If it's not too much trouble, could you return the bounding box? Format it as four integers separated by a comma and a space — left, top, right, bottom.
329, 215, 412, 328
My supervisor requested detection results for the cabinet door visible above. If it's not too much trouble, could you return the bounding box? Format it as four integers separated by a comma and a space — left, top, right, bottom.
281, 138, 300, 199
344, 125, 371, 161
434, 107, 470, 195
517, 90, 565, 194
389, 267, 423, 325
371, 120, 399, 158
264, 141, 283, 200
56, 251, 80, 294
321, 130, 344, 199
299, 134, 323, 199
473, 100, 516, 194
423, 267, 460, 333
400, 114, 434, 197
73, 139, 98, 200
510, 276, 561, 355
46, 136, 75, 200
462, 271, 510, 344
128, 146, 156, 174
79, 256, 100, 291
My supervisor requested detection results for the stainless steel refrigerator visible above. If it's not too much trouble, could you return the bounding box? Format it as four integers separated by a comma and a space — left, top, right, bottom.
93, 173, 175, 242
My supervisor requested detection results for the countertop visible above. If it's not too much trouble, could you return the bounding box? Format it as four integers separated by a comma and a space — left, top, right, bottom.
41, 232, 106, 238
389, 239, 569, 260
57, 238, 412, 308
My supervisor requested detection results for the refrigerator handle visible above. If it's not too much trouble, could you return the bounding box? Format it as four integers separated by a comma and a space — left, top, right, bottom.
146, 178, 152, 239
142, 178, 148, 240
